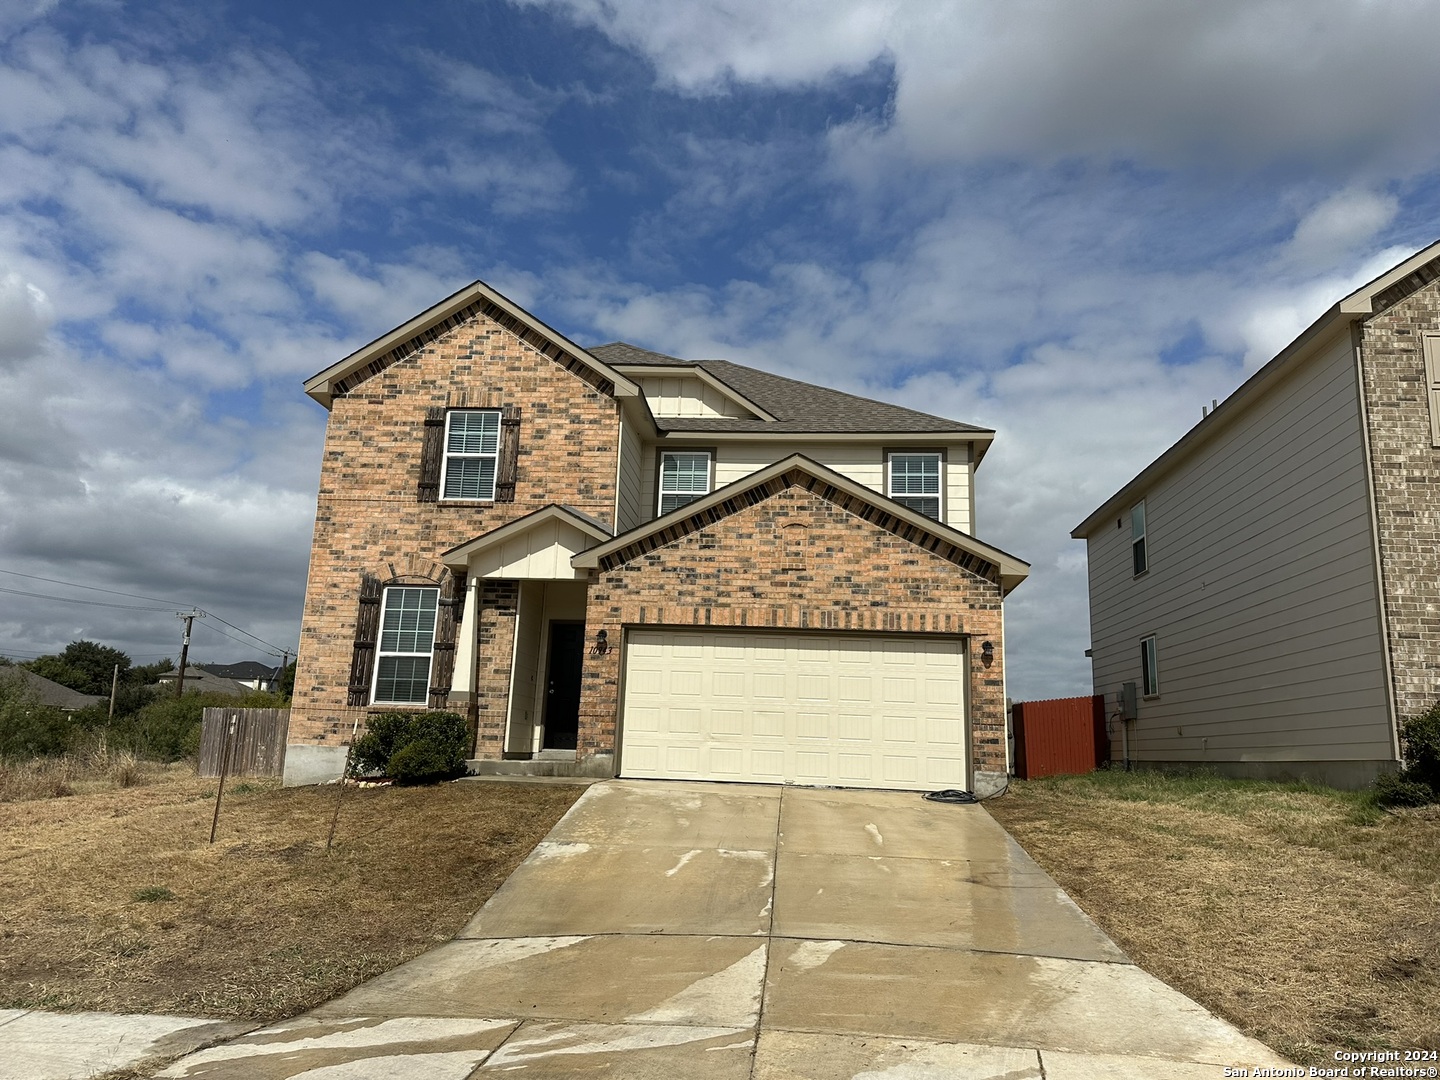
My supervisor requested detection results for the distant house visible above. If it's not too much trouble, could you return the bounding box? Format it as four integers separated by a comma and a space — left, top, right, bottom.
153, 666, 254, 698
0, 665, 104, 712
1073, 239, 1440, 788
199, 662, 281, 692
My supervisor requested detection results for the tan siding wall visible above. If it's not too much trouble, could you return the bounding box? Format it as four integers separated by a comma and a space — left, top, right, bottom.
1085, 328, 1393, 765
616, 417, 644, 533
638, 441, 974, 530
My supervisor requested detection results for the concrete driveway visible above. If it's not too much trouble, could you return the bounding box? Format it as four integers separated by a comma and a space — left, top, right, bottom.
160, 780, 1290, 1079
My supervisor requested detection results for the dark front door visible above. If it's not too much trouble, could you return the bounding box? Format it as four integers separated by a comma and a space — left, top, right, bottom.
541, 622, 584, 751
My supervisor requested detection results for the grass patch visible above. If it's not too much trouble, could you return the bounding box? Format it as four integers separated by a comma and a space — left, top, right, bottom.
0, 765, 582, 1021
987, 769, 1440, 1065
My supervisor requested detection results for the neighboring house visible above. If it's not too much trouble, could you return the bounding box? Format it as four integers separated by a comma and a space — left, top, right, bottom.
154, 666, 253, 698
200, 661, 281, 692
0, 665, 104, 712
286, 280, 1029, 792
1073, 239, 1440, 788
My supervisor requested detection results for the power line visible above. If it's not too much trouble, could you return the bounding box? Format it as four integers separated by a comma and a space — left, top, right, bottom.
197, 610, 291, 655
193, 619, 286, 658
0, 564, 293, 657
0, 568, 186, 607
0, 585, 173, 612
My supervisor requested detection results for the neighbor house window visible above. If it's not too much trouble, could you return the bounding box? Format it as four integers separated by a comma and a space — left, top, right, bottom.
441, 409, 501, 500
372, 586, 438, 704
1131, 500, 1148, 576
1140, 635, 1159, 697
658, 451, 711, 514
888, 452, 942, 520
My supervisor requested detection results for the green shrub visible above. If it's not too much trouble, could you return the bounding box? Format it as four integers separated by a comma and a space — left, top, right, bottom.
0, 671, 73, 757
352, 710, 468, 785
1374, 703, 1440, 807
1373, 772, 1435, 808
111, 689, 286, 762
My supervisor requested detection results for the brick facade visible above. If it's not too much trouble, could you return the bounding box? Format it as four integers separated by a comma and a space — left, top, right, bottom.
578, 482, 1008, 782
1360, 279, 1440, 723
289, 312, 621, 748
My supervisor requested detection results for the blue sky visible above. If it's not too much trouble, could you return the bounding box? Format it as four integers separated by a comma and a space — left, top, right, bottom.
2, 0, 1440, 695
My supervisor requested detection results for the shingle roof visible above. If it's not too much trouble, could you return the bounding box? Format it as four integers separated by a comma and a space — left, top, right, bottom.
0, 666, 105, 711
588, 343, 991, 436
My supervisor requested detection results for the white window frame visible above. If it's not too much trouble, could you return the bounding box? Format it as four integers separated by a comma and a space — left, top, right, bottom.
1131, 499, 1148, 577
371, 586, 439, 705
1140, 635, 1159, 698
887, 451, 943, 521
657, 450, 712, 515
440, 409, 501, 502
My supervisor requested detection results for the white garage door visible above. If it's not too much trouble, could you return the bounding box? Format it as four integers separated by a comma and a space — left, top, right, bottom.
619, 629, 969, 790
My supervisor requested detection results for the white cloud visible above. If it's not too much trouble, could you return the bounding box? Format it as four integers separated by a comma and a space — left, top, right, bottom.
0, 269, 53, 360
530, 0, 1440, 173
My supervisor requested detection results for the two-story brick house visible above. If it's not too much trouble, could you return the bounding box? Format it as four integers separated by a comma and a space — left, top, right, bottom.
286, 280, 1029, 792
1073, 238, 1440, 787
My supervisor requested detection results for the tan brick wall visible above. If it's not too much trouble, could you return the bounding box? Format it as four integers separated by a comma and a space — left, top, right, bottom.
577, 483, 1008, 778
473, 581, 519, 757
1360, 279, 1440, 723
290, 313, 621, 747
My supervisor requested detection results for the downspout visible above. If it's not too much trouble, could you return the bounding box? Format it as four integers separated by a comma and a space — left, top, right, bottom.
1351, 320, 1404, 762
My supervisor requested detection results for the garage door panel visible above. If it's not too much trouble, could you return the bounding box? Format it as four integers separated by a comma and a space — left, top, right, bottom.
620, 629, 968, 791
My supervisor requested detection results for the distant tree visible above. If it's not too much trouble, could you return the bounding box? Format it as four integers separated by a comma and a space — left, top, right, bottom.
279, 660, 296, 699
23, 641, 132, 696
0, 666, 71, 757
130, 658, 174, 685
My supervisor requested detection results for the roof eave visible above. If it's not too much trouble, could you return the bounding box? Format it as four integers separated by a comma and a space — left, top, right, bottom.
303, 280, 641, 410
1071, 301, 1350, 538
572, 453, 1030, 593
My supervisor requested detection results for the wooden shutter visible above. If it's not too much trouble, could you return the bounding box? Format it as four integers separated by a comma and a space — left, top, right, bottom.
496, 405, 522, 502
346, 574, 382, 707
1425, 334, 1440, 446
428, 572, 464, 709
418, 407, 446, 502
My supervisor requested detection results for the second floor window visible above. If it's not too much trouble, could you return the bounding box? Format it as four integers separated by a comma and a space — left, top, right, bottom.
1131, 500, 1148, 576
441, 410, 501, 500
372, 586, 438, 705
659, 451, 711, 514
888, 452, 942, 520
1140, 634, 1159, 697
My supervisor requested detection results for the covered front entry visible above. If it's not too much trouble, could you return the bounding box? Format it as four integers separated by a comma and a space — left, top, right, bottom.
619, 628, 970, 791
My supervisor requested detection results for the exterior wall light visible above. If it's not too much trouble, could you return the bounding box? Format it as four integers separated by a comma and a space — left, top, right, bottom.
980, 640, 994, 668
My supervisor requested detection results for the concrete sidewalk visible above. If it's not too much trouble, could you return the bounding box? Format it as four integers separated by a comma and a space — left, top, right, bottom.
0, 1008, 252, 1080
145, 780, 1291, 1078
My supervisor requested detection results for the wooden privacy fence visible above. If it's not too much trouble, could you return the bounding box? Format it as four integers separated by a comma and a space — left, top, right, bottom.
198, 707, 288, 778
1012, 695, 1109, 779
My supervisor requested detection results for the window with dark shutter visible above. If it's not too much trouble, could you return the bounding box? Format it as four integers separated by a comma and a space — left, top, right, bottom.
496, 405, 522, 503
417, 407, 445, 502
346, 573, 382, 707
428, 572, 464, 708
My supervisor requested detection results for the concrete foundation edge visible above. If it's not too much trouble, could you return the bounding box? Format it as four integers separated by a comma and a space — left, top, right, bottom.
282, 744, 349, 787
1129, 757, 1396, 790
971, 770, 1007, 798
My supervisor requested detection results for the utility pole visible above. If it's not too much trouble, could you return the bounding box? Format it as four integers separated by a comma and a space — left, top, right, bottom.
278, 649, 290, 693
108, 663, 119, 722
174, 610, 203, 698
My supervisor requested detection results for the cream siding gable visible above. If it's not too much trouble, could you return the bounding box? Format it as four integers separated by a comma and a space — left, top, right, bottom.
616, 416, 644, 532
637, 375, 757, 418
1085, 328, 1392, 766
468, 519, 598, 580
637, 441, 976, 531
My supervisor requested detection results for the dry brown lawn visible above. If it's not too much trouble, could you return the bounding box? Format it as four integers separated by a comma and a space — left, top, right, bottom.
986, 770, 1440, 1066
0, 761, 582, 1021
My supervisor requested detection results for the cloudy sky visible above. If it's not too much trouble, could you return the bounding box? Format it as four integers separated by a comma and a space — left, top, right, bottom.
2, 0, 1438, 694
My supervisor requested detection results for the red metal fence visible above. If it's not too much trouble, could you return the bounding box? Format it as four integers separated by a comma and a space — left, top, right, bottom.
1012, 695, 1108, 779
